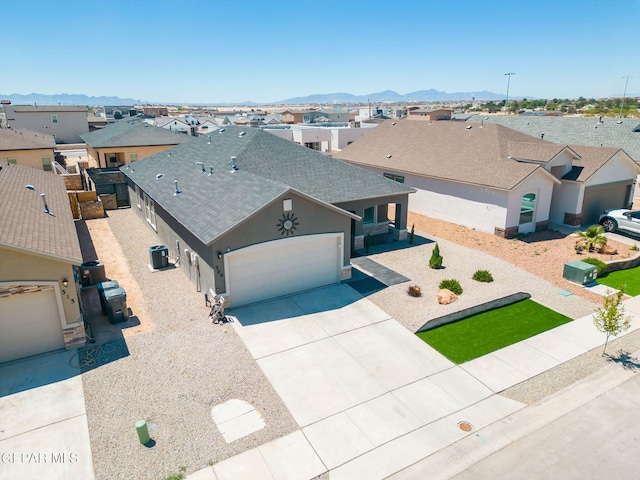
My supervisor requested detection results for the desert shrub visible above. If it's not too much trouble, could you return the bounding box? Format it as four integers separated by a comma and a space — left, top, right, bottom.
407, 285, 422, 297
439, 278, 463, 295
429, 243, 443, 269
576, 225, 607, 252
582, 257, 607, 275
630, 244, 639, 252
472, 269, 494, 282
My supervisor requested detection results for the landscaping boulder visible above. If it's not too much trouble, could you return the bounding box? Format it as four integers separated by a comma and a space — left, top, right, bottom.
437, 289, 458, 305
599, 244, 618, 255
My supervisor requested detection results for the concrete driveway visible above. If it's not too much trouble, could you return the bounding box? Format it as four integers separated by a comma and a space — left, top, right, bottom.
191, 284, 527, 480
0, 350, 94, 480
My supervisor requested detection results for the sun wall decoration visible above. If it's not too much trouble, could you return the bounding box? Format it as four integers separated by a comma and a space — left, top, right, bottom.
277, 212, 299, 236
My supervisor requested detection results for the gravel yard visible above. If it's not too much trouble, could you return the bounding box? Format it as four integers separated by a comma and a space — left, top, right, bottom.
81, 209, 298, 480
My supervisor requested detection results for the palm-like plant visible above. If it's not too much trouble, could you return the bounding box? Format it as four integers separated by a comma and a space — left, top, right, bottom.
576, 225, 607, 252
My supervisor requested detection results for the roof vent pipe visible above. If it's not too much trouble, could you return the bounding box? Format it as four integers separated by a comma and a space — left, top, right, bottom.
209, 166, 213, 176
40, 193, 50, 215
174, 180, 180, 196
195, 161, 205, 173
541, 133, 544, 139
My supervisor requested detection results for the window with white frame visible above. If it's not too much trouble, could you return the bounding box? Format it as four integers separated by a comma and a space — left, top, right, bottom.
136, 186, 143, 210
144, 193, 156, 230
519, 193, 536, 224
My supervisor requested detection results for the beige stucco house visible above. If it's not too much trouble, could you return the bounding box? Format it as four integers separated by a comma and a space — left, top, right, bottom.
80, 121, 192, 168
0, 128, 57, 171
336, 120, 640, 237
2, 102, 89, 143
0, 163, 86, 363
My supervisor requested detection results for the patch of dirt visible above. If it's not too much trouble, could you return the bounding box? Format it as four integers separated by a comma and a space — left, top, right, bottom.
83, 217, 153, 336
405, 212, 639, 304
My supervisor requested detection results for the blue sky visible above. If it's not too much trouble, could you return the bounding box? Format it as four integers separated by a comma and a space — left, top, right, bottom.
4, 0, 639, 104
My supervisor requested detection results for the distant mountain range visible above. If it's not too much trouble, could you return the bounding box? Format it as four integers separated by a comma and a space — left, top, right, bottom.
275, 89, 506, 104
0, 89, 508, 107
0, 93, 140, 106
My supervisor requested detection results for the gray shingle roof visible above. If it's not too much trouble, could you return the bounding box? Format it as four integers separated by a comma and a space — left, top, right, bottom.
0, 163, 82, 263
464, 115, 640, 161
121, 126, 413, 244
0, 129, 56, 151
80, 121, 192, 148
335, 120, 562, 190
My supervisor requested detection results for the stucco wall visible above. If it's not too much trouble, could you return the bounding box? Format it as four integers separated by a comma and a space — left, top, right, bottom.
506, 171, 555, 232
5, 108, 89, 144
1, 148, 56, 170
358, 167, 509, 234
549, 181, 582, 224
585, 153, 638, 188
331, 128, 369, 150
0, 246, 81, 326
88, 145, 177, 168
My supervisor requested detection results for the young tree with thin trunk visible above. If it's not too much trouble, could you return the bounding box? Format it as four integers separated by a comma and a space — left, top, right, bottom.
593, 288, 631, 356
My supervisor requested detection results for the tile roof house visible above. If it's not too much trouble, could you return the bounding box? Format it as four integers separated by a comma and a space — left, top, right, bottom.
121, 126, 414, 307
0, 163, 86, 362
335, 120, 640, 236
80, 121, 192, 168
0, 128, 57, 171
3, 103, 89, 143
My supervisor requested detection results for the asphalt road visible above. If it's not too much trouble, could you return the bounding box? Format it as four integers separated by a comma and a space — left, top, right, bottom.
452, 373, 640, 480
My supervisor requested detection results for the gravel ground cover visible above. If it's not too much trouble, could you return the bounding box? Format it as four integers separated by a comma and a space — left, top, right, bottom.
362, 235, 599, 334
81, 209, 298, 480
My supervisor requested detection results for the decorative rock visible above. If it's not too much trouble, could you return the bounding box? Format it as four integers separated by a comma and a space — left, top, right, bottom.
599, 244, 618, 255
437, 289, 458, 305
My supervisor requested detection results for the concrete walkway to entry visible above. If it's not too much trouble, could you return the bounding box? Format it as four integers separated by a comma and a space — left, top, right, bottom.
187, 285, 640, 480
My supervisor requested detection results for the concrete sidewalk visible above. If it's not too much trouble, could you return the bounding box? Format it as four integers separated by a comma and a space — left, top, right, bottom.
187, 286, 640, 480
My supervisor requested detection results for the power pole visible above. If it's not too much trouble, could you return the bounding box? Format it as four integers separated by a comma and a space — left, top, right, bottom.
619, 76, 631, 118
504, 72, 515, 115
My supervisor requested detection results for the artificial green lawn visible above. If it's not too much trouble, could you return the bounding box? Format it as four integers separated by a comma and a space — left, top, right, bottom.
597, 266, 640, 296
416, 299, 572, 364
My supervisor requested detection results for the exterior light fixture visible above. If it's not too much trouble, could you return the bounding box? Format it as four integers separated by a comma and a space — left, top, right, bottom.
62, 278, 69, 288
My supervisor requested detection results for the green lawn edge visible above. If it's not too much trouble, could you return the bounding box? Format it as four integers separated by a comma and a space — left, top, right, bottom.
597, 266, 640, 296
417, 299, 572, 364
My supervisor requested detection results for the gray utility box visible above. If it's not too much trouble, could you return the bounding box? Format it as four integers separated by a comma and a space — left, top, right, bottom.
149, 245, 169, 270
97, 280, 120, 315
104, 287, 128, 324
563, 260, 598, 285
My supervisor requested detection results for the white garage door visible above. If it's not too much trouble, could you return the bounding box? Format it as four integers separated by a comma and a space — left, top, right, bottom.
0, 287, 65, 363
226, 233, 342, 307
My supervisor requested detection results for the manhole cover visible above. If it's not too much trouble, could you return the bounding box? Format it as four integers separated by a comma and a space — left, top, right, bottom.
458, 421, 473, 432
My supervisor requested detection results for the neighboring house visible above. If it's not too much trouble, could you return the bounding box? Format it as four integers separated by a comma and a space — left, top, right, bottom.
87, 114, 108, 131
155, 117, 192, 134
264, 124, 371, 152
0, 128, 57, 171
80, 121, 192, 168
280, 110, 316, 124
121, 126, 413, 307
2, 102, 89, 143
141, 106, 169, 117
407, 108, 452, 122
0, 163, 86, 363
463, 114, 640, 161
336, 120, 639, 237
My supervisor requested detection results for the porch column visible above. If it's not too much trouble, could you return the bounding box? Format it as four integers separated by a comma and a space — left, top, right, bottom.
393, 202, 408, 240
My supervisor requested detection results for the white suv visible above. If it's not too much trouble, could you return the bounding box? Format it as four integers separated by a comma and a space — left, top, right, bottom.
599, 209, 640, 235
